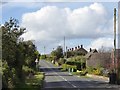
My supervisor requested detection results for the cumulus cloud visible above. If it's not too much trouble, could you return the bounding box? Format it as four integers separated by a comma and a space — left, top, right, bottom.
21, 3, 111, 42
2, 0, 119, 2
87, 37, 114, 51
20, 3, 116, 53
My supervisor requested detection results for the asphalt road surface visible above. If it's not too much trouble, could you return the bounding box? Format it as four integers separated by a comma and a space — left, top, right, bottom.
39, 60, 120, 90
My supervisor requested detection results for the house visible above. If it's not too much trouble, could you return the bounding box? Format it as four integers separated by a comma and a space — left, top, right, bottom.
74, 45, 88, 56
66, 45, 88, 57
85, 48, 98, 59
86, 48, 111, 69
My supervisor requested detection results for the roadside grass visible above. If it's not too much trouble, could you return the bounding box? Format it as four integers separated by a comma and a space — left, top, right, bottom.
14, 72, 44, 90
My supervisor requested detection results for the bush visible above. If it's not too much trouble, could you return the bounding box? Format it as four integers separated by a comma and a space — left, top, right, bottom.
40, 55, 46, 59
61, 64, 67, 71
86, 66, 105, 76
61, 64, 77, 72
22, 66, 34, 76
79, 69, 88, 76
93, 69, 101, 75
58, 58, 66, 65
86, 66, 94, 74
25, 72, 44, 89
65, 61, 82, 70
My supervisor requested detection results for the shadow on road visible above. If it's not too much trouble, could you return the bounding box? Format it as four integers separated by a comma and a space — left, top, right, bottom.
42, 80, 119, 90
39, 67, 61, 72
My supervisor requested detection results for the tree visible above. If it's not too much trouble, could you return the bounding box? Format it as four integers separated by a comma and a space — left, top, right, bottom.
2, 18, 25, 67
56, 46, 63, 59
51, 46, 63, 61
2, 18, 26, 87
1, 18, 39, 88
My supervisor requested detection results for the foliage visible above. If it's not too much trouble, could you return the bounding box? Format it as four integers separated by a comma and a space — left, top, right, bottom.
15, 72, 44, 89
86, 66, 94, 74
75, 56, 86, 63
26, 73, 44, 86
61, 64, 77, 72
65, 60, 85, 70
58, 58, 66, 65
66, 51, 74, 58
86, 66, 105, 76
1, 18, 40, 88
40, 55, 46, 59
79, 69, 88, 76
22, 65, 34, 76
51, 46, 63, 61
61, 64, 67, 71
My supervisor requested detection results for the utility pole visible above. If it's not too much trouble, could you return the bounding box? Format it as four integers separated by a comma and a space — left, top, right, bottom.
44, 46, 45, 55
64, 36, 65, 58
66, 46, 67, 58
114, 8, 116, 73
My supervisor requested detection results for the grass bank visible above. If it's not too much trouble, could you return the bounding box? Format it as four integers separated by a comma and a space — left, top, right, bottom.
14, 72, 45, 90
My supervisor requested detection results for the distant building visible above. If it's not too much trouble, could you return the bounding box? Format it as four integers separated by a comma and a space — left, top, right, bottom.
86, 48, 112, 69
74, 45, 88, 56
85, 48, 98, 59
66, 45, 88, 57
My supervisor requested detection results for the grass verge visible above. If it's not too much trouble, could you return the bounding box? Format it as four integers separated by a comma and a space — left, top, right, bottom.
14, 72, 44, 90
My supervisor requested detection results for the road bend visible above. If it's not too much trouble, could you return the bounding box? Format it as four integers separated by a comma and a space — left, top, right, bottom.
39, 60, 120, 90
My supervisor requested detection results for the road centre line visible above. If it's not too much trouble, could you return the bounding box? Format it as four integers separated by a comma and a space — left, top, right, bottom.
40, 60, 59, 81
41, 60, 77, 88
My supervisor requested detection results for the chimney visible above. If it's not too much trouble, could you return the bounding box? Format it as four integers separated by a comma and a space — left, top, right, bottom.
67, 49, 69, 51
78, 45, 80, 49
90, 48, 92, 52
72, 48, 74, 51
81, 45, 83, 48
75, 47, 77, 50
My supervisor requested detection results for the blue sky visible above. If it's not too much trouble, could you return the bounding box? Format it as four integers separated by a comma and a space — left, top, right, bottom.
1, 1, 119, 54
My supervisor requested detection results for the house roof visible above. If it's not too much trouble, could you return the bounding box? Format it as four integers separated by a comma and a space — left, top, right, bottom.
76, 48, 88, 53
85, 49, 98, 58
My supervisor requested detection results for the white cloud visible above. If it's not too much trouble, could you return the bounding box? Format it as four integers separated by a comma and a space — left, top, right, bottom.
87, 35, 119, 51
2, 0, 119, 2
86, 37, 114, 50
2, 0, 39, 2
20, 3, 116, 53
21, 3, 111, 42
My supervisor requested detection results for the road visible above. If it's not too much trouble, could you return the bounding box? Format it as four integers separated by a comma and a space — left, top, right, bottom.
39, 60, 120, 90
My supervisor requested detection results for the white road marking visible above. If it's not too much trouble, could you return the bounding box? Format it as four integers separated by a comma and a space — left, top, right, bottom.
41, 60, 77, 88
58, 74, 77, 88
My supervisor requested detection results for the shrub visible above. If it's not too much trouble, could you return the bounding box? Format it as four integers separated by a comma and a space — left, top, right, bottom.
58, 58, 66, 65
86, 66, 94, 74
79, 69, 88, 76
93, 69, 101, 75
22, 66, 34, 76
65, 61, 82, 70
61, 64, 77, 72
86, 66, 105, 76
61, 64, 67, 71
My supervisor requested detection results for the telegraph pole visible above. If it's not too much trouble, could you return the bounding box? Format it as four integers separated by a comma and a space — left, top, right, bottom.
114, 8, 116, 73
64, 36, 65, 58
44, 46, 45, 55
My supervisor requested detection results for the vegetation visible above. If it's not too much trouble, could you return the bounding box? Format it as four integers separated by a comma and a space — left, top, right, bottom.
48, 45, 110, 78
50, 46, 63, 64
1, 18, 43, 89
86, 66, 108, 76
15, 72, 44, 90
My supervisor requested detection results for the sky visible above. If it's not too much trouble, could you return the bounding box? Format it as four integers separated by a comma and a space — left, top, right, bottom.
1, 0, 119, 54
